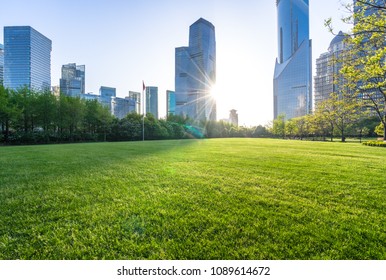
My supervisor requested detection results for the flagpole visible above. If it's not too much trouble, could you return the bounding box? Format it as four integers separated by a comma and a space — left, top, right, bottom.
142, 81, 145, 141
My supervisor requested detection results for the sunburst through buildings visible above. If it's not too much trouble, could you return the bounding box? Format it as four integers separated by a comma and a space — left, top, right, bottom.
175, 18, 216, 123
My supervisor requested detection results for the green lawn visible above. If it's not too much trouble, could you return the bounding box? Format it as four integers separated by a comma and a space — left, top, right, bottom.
0, 138, 385, 260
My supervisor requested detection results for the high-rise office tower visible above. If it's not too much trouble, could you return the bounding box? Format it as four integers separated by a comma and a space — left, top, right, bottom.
229, 109, 239, 127
0, 44, 4, 85
175, 47, 190, 116
100, 86, 116, 115
146, 86, 158, 119
129, 91, 141, 114
273, 0, 312, 119
314, 31, 347, 106
4, 26, 52, 91
166, 90, 176, 116
60, 63, 85, 97
175, 18, 216, 122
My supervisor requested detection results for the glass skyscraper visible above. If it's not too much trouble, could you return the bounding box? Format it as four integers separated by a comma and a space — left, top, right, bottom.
129, 91, 141, 114
0, 44, 4, 85
4, 26, 52, 91
146, 86, 159, 119
175, 18, 216, 122
60, 63, 85, 97
314, 31, 347, 106
273, 0, 312, 120
166, 90, 176, 116
99, 86, 116, 115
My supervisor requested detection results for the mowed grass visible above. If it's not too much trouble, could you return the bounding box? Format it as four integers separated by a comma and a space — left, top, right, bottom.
0, 138, 385, 260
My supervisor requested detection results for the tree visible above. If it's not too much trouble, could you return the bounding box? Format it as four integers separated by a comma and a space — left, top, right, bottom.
375, 122, 385, 137
34, 90, 58, 142
337, 0, 386, 140
292, 116, 311, 140
252, 125, 271, 138
318, 92, 362, 142
271, 114, 286, 138
0, 85, 19, 143
285, 119, 296, 139
12, 86, 38, 134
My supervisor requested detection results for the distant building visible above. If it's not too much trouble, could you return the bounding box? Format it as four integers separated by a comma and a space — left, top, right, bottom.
0, 44, 4, 85
86, 87, 135, 119
166, 90, 176, 116
80, 92, 100, 101
114, 97, 136, 119
51, 85, 60, 97
314, 31, 347, 107
60, 63, 85, 97
273, 0, 312, 120
175, 47, 190, 117
175, 18, 216, 122
4, 26, 52, 91
100, 86, 116, 115
129, 91, 141, 114
146, 86, 158, 119
229, 109, 238, 127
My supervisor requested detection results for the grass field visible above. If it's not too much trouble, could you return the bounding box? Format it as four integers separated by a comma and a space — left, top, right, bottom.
0, 138, 385, 260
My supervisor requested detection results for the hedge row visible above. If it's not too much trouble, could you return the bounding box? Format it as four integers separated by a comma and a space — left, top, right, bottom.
362, 141, 386, 147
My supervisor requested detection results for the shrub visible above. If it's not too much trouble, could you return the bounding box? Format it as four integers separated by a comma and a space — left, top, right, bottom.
363, 141, 386, 147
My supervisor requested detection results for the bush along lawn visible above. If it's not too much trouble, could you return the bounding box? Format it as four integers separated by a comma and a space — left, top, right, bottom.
363, 140, 386, 147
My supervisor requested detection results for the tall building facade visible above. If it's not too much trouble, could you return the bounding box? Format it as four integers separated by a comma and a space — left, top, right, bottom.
273, 0, 312, 120
146, 86, 158, 119
95, 86, 135, 119
166, 90, 176, 116
4, 26, 52, 91
60, 63, 85, 97
0, 44, 4, 86
175, 18, 216, 122
229, 109, 239, 127
314, 31, 347, 106
129, 91, 141, 114
100, 86, 116, 114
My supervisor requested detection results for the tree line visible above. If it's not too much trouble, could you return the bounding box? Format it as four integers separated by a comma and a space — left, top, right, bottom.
1, 83, 381, 145
0, 85, 272, 145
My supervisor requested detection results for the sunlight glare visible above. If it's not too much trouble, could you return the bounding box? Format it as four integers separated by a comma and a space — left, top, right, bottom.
210, 84, 220, 100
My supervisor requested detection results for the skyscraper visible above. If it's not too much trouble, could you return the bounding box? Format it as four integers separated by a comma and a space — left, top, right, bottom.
273, 0, 312, 120
229, 109, 239, 127
129, 91, 141, 114
100, 86, 116, 115
175, 18, 216, 122
0, 44, 4, 86
4, 26, 52, 91
60, 63, 85, 97
314, 31, 347, 106
146, 86, 158, 119
166, 90, 176, 116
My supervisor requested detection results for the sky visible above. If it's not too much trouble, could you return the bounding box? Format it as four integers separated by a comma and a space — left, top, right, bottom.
0, 0, 351, 126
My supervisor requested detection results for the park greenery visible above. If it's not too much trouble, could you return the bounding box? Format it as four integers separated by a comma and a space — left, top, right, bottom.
0, 85, 260, 144
0, 84, 381, 145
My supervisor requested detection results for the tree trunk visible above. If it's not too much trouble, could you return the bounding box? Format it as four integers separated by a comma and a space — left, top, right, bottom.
341, 128, 345, 142
5, 119, 10, 144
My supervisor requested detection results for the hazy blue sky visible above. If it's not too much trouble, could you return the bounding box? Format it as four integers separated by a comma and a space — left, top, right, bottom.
0, 0, 350, 126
